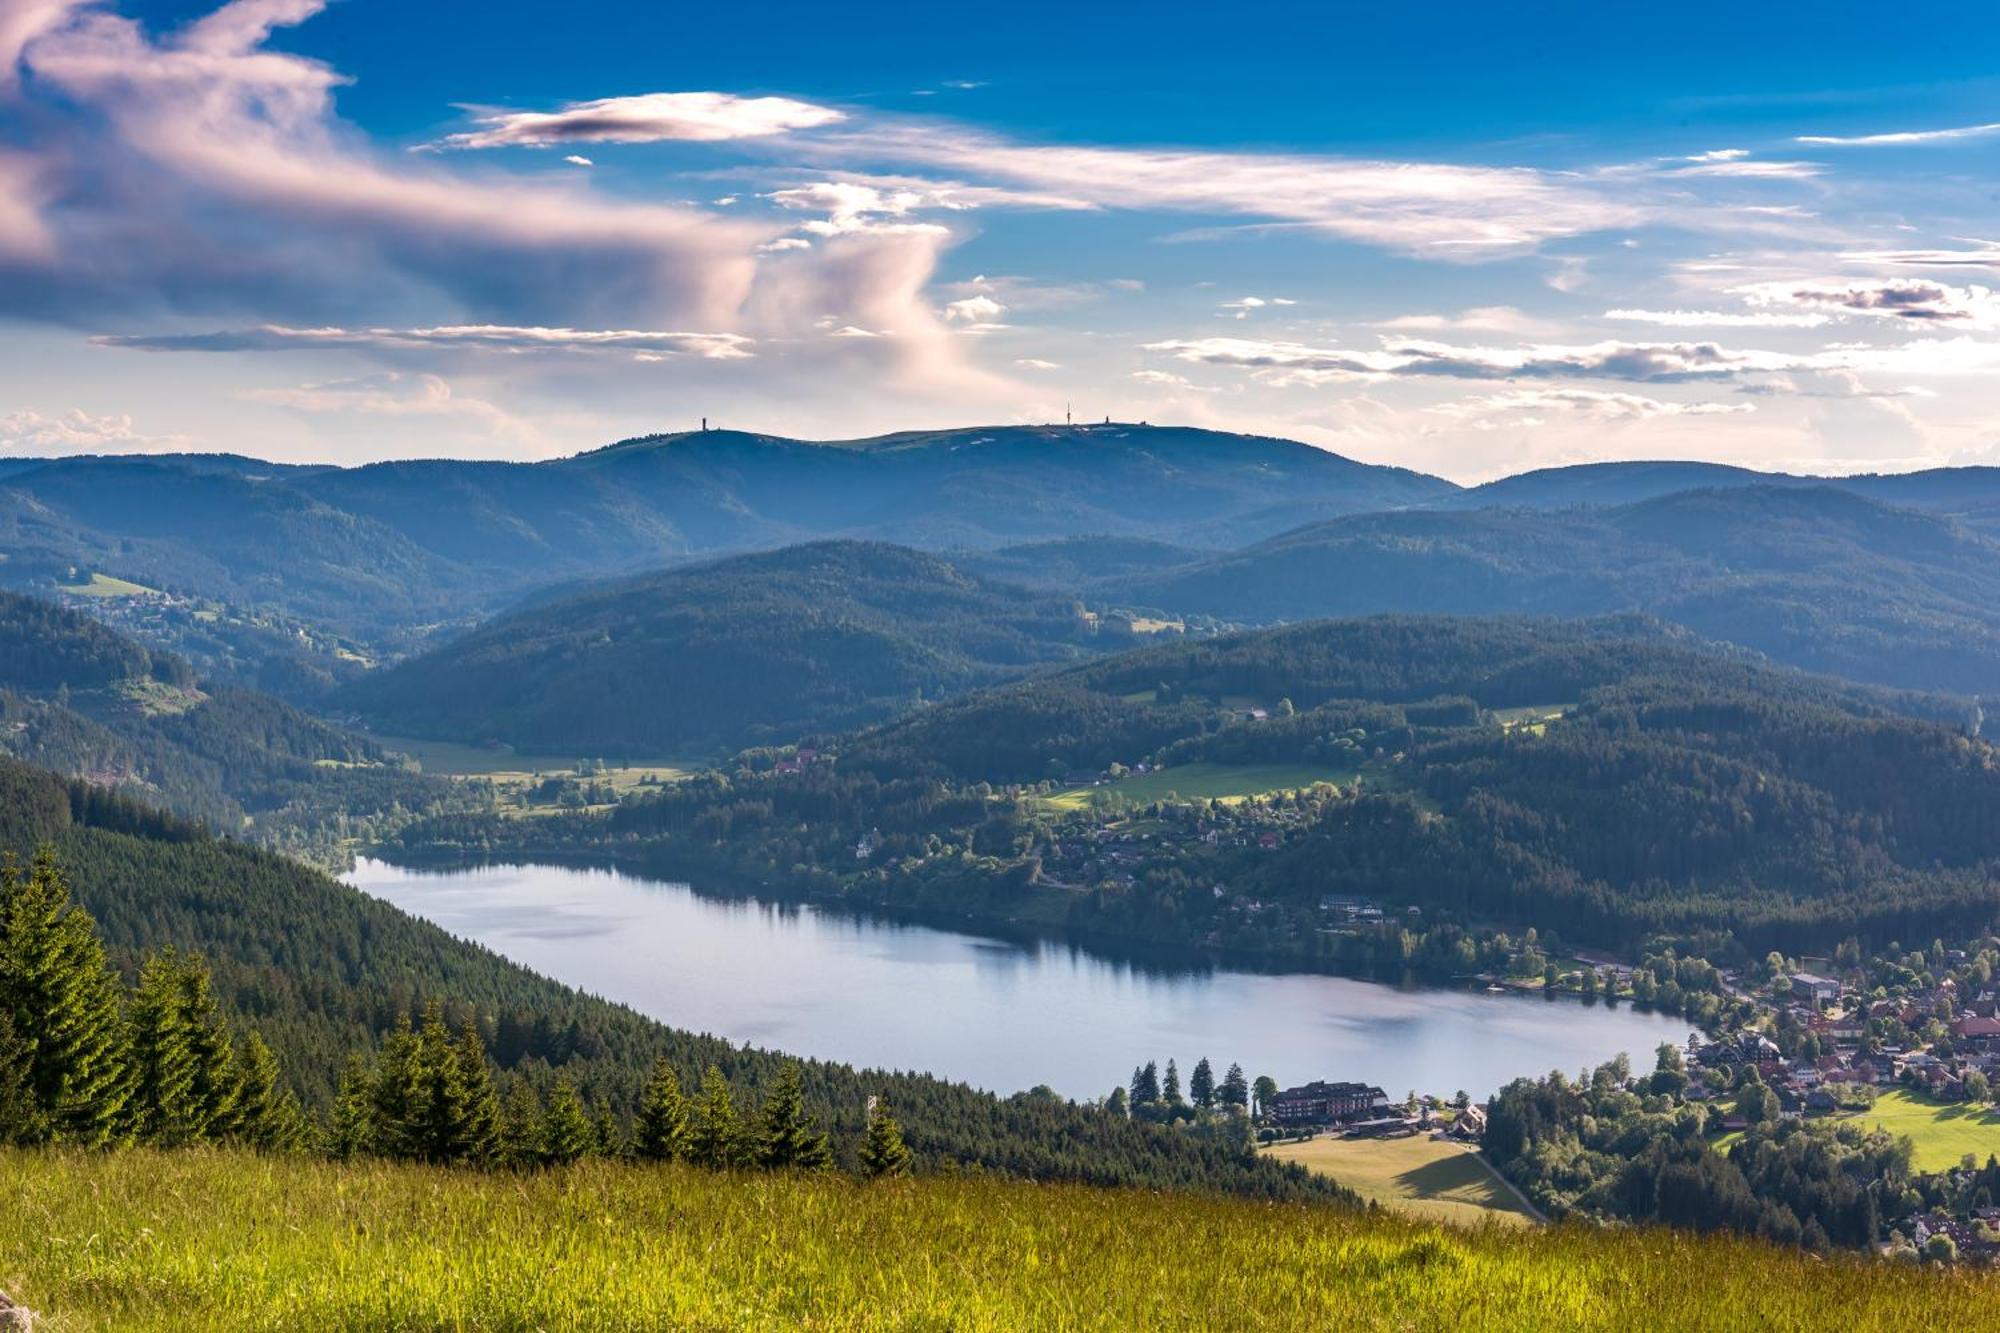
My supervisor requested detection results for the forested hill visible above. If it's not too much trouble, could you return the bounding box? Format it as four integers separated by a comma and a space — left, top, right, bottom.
0, 424, 1451, 661
526, 615, 2000, 952
0, 591, 464, 862
340, 541, 1168, 755
0, 754, 1336, 1202
1109, 486, 2000, 699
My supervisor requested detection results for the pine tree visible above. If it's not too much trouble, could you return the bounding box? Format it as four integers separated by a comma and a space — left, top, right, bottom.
329, 1053, 375, 1159
757, 1062, 831, 1170
454, 1022, 501, 1164
633, 1058, 690, 1161
231, 1032, 306, 1151
498, 1078, 542, 1167
1131, 1061, 1160, 1105
689, 1064, 740, 1169
589, 1092, 623, 1157
367, 1013, 423, 1159
0, 850, 131, 1145
127, 950, 200, 1146
539, 1075, 595, 1165
1219, 1062, 1250, 1110
858, 1094, 911, 1178
0, 1011, 40, 1147
1190, 1057, 1216, 1110
176, 953, 239, 1138
1163, 1059, 1183, 1106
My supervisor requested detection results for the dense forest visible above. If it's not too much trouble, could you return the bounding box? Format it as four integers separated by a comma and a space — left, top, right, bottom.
0, 753, 1336, 1201
342, 542, 1164, 755
400, 615, 2000, 955
0, 592, 473, 864
1109, 487, 2000, 698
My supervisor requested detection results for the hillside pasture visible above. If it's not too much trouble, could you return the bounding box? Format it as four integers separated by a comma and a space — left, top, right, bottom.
1865, 1090, 2000, 1173
1265, 1134, 1535, 1229
57, 572, 158, 598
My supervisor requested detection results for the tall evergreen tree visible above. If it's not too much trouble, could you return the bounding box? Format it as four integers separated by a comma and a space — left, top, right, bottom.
1163, 1059, 1184, 1106
1131, 1061, 1161, 1105
127, 949, 200, 1146
0, 850, 130, 1145
1219, 1063, 1250, 1110
328, 1052, 374, 1159
757, 1062, 832, 1170
498, 1078, 542, 1168
404, 1001, 499, 1164
367, 1013, 423, 1159
689, 1064, 741, 1169
634, 1058, 690, 1161
1190, 1057, 1216, 1110
539, 1075, 595, 1166
858, 1094, 912, 1178
0, 1012, 40, 1147
231, 1032, 306, 1151
176, 954, 239, 1138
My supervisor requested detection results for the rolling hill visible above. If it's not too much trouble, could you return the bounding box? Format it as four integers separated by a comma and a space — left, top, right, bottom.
1111, 486, 2000, 698
0, 425, 1454, 666
339, 541, 1171, 756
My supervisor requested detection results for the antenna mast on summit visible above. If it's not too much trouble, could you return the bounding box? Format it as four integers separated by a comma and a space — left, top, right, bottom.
1065, 402, 1071, 426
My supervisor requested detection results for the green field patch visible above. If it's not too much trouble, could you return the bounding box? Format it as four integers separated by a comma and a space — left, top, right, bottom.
57, 572, 158, 598
1041, 761, 1361, 812
1266, 1134, 1535, 1229
1862, 1089, 2000, 1173
1489, 702, 1575, 735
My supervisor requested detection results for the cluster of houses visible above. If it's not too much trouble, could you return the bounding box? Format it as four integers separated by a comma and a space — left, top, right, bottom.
1266, 1078, 1486, 1143
1695, 969, 2000, 1128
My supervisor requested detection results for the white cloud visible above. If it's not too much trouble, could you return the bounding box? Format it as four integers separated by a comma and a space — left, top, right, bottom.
240, 372, 533, 438
1429, 388, 1754, 421
436, 92, 844, 149
1605, 307, 1833, 328
563, 155, 593, 167
1377, 306, 1559, 336
1219, 296, 1295, 319
1738, 278, 2000, 327
1841, 241, 2000, 269
942, 294, 1005, 323
1014, 357, 1059, 370
0, 406, 184, 455
94, 323, 756, 358
1798, 121, 2000, 147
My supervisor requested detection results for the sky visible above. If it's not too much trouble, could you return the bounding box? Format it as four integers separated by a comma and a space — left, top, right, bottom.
7, 1, 2000, 480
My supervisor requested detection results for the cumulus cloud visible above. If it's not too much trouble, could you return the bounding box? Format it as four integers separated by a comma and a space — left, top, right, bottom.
0, 406, 183, 455
1738, 278, 2000, 326
94, 323, 756, 358
1798, 121, 2000, 147
1219, 296, 1295, 318
563, 154, 593, 167
435, 92, 844, 149
942, 294, 1005, 323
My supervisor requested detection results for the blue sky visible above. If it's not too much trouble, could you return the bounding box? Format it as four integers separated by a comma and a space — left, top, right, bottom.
7, 0, 2000, 479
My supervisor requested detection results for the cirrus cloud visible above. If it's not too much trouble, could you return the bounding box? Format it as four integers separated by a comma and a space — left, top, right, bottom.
434, 91, 844, 150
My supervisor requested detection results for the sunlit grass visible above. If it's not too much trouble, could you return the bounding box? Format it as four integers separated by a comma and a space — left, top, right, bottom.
1265, 1133, 1534, 1228
1040, 761, 1361, 811
1, 1148, 1994, 1330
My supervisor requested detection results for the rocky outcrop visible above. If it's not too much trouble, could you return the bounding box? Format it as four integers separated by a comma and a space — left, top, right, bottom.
0, 1289, 33, 1330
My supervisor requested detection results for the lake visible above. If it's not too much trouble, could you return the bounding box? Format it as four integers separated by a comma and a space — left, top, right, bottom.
344, 857, 1690, 1100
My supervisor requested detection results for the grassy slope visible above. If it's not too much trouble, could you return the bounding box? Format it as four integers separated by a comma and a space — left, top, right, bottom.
1264, 1135, 1533, 1229
4, 1149, 1994, 1331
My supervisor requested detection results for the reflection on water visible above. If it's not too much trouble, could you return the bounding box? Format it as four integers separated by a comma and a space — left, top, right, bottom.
343, 857, 1689, 1099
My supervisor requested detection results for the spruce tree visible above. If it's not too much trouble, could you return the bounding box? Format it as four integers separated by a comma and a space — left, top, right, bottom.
1163, 1059, 1184, 1106
329, 1053, 375, 1159
689, 1064, 740, 1169
589, 1093, 623, 1158
858, 1095, 912, 1178
1190, 1057, 1216, 1110
1219, 1062, 1250, 1110
454, 1022, 501, 1164
498, 1078, 542, 1168
0, 850, 131, 1145
127, 949, 200, 1146
634, 1058, 691, 1161
176, 953, 239, 1138
367, 1013, 423, 1159
232, 1032, 306, 1152
539, 1075, 596, 1165
757, 1062, 831, 1170
0, 1012, 40, 1147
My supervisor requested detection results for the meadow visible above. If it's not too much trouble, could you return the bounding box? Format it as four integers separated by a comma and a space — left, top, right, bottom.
1264, 1133, 1535, 1228
1864, 1089, 2000, 1173
53, 572, 156, 598
2, 1148, 1994, 1331
1041, 760, 1361, 811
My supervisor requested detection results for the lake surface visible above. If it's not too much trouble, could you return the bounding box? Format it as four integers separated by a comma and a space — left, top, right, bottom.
345, 857, 1690, 1100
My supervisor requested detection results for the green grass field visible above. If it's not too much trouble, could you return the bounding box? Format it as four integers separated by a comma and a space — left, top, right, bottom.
1265, 1134, 1534, 1229
1041, 761, 1361, 811
55, 572, 157, 598
2, 1148, 1993, 1330
375, 734, 694, 784
1864, 1090, 2000, 1173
